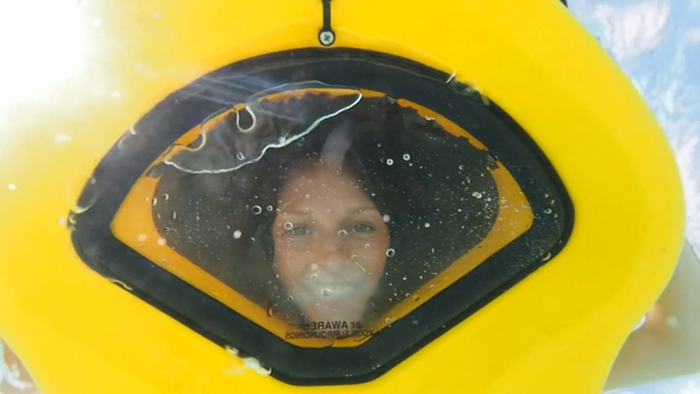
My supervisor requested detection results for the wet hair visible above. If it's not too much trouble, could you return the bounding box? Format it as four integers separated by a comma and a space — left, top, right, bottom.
151, 93, 499, 323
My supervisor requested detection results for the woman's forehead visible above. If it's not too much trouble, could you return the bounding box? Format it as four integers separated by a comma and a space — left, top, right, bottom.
280, 165, 365, 197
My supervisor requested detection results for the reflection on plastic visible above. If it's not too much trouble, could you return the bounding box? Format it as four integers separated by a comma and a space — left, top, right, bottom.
164, 86, 363, 174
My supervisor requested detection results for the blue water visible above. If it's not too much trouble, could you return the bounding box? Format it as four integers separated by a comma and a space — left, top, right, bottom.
570, 1, 700, 392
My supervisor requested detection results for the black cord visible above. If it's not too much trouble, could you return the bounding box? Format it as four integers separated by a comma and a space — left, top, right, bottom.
318, 0, 335, 46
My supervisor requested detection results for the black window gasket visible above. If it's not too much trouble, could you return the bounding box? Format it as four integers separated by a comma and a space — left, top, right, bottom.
70, 47, 574, 386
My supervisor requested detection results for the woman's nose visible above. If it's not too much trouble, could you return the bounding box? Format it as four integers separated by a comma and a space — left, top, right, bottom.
314, 235, 347, 272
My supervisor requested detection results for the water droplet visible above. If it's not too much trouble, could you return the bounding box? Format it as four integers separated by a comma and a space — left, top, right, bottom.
403, 154, 410, 161
386, 248, 396, 257
236, 152, 245, 161
137, 234, 147, 242
243, 357, 271, 376
284, 222, 293, 230
472, 191, 483, 199
667, 315, 680, 328
251, 205, 262, 215
267, 306, 273, 317
7, 184, 16, 191
382, 214, 391, 223
412, 295, 421, 302
321, 289, 331, 296
424, 222, 430, 228
233, 230, 242, 239
157, 237, 167, 246
266, 205, 273, 212
386, 159, 394, 166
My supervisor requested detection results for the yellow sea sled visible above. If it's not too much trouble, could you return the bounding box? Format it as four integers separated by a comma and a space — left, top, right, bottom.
0, 0, 689, 393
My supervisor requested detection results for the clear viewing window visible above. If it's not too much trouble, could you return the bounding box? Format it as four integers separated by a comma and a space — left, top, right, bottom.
112, 88, 533, 347
72, 48, 571, 384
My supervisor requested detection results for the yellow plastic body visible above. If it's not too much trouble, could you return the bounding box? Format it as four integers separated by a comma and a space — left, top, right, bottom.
0, 0, 684, 393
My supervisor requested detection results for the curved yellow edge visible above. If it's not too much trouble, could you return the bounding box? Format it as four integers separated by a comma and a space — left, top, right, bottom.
0, 0, 684, 393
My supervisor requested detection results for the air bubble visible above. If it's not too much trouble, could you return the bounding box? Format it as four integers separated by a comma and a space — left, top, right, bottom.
152, 197, 158, 206
382, 214, 391, 223
163, 193, 169, 201
304, 194, 310, 199
472, 191, 483, 199
386, 248, 396, 257
7, 184, 16, 191
412, 295, 421, 302
386, 159, 394, 166
172, 211, 177, 219
321, 289, 331, 296
667, 316, 680, 328
338, 229, 348, 237
284, 222, 293, 230
137, 234, 147, 242
544, 208, 552, 214
266, 205, 273, 212
233, 230, 242, 239
287, 295, 294, 301
251, 205, 262, 215
310, 263, 318, 271
157, 237, 167, 246
424, 223, 430, 228
403, 154, 410, 161
385, 317, 393, 323
236, 152, 245, 161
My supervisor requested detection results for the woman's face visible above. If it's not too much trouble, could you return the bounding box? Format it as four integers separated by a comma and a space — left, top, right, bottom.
272, 164, 390, 323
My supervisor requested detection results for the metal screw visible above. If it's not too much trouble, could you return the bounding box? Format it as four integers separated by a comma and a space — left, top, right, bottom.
319, 30, 335, 46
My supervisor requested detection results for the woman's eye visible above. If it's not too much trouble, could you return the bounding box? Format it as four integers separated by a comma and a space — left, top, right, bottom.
352, 223, 375, 233
285, 225, 309, 237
